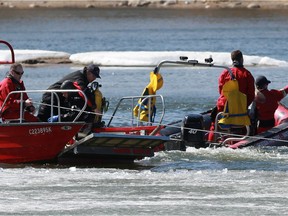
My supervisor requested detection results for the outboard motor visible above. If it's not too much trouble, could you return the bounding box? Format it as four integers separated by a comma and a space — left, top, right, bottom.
181, 114, 206, 148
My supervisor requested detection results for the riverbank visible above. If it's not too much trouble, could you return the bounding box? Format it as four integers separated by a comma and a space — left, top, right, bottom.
1, 0, 288, 9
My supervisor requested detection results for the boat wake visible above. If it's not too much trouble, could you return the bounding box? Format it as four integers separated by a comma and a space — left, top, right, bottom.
137, 146, 288, 172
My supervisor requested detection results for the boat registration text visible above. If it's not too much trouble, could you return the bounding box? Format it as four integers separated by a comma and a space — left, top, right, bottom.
29, 127, 52, 135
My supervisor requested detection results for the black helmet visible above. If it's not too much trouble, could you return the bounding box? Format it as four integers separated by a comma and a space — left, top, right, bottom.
256, 75, 271, 89
85, 64, 101, 79
60, 80, 76, 90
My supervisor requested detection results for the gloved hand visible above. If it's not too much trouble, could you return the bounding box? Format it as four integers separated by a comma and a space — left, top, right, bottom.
25, 105, 35, 113
210, 106, 218, 122
48, 115, 59, 122
153, 67, 158, 74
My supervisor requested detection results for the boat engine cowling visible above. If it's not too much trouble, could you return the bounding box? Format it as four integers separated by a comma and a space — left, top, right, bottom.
181, 114, 206, 148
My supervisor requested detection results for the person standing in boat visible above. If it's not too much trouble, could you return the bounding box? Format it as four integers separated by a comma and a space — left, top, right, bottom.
0, 63, 38, 122
208, 50, 255, 142
255, 75, 288, 134
37, 64, 100, 122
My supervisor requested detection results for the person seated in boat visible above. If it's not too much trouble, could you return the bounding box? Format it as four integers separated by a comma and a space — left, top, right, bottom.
208, 50, 255, 142
0, 63, 39, 122
255, 75, 288, 134
48, 80, 95, 123
37, 64, 101, 122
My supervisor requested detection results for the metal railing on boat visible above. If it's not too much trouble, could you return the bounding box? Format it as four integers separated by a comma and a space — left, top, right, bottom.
0, 40, 15, 64
155, 58, 234, 78
0, 89, 87, 123
107, 94, 165, 127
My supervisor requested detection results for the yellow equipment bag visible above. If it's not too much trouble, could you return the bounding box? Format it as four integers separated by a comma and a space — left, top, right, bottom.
218, 79, 251, 127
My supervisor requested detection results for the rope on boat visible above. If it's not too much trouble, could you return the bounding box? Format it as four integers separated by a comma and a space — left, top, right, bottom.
33, 101, 288, 145
158, 122, 288, 144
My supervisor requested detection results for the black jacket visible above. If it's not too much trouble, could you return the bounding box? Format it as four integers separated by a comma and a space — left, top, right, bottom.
37, 70, 95, 121
61, 92, 94, 123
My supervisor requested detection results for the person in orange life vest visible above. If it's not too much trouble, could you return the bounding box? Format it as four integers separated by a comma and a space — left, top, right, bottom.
0, 63, 38, 122
48, 80, 94, 123
208, 50, 255, 141
255, 75, 288, 134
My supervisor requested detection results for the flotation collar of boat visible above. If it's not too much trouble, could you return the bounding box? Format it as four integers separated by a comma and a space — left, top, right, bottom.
0, 40, 15, 64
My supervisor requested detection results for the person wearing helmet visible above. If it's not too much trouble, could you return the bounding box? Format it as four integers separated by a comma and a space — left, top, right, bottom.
255, 75, 288, 134
48, 80, 95, 123
37, 64, 101, 122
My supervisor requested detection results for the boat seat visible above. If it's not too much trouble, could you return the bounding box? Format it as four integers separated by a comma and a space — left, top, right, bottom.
215, 112, 250, 145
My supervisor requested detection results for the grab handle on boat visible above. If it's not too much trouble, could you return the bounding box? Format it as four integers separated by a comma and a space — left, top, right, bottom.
155, 57, 234, 78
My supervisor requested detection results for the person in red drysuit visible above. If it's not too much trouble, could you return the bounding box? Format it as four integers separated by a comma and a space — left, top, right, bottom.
0, 63, 38, 122
255, 75, 288, 134
208, 50, 255, 142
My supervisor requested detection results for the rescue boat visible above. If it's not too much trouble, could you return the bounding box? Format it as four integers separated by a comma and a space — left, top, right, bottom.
154, 57, 288, 150
0, 40, 84, 164
1, 40, 169, 165
4, 36, 286, 165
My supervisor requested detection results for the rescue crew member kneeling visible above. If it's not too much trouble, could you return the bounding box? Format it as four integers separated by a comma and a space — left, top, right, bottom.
37, 64, 100, 122
48, 80, 94, 123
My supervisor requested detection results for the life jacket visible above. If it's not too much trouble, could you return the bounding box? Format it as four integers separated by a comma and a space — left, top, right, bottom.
218, 79, 251, 128
73, 82, 93, 108
133, 71, 163, 122
0, 75, 28, 114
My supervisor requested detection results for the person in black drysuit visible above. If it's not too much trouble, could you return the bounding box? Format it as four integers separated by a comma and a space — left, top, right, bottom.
48, 80, 94, 123
37, 64, 101, 122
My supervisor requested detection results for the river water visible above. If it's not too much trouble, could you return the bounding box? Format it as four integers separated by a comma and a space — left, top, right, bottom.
1, 8, 288, 215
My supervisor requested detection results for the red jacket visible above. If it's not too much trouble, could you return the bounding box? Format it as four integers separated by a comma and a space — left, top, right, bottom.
217, 67, 255, 112
256, 87, 288, 121
0, 76, 29, 114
